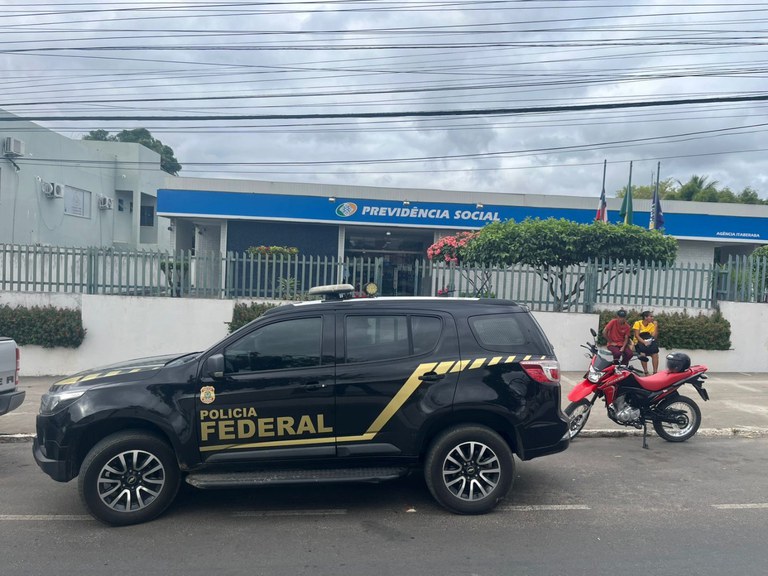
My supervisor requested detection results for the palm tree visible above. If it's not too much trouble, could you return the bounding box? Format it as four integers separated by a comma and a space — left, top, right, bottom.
675, 175, 719, 201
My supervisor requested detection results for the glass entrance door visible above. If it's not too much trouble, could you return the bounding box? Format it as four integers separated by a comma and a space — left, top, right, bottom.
344, 227, 434, 296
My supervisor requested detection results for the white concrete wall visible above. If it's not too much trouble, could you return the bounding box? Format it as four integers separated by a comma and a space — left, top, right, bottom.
2, 292, 765, 375
714, 301, 768, 372
677, 240, 716, 266
532, 311, 599, 371
1, 293, 234, 376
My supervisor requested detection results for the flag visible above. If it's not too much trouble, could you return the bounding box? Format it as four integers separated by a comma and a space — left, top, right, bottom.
595, 159, 608, 222
596, 187, 608, 222
620, 161, 634, 225
649, 167, 665, 231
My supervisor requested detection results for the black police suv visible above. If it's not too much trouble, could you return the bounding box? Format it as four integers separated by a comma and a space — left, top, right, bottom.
34, 284, 570, 525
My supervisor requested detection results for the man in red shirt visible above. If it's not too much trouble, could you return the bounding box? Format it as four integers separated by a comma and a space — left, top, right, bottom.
603, 309, 633, 364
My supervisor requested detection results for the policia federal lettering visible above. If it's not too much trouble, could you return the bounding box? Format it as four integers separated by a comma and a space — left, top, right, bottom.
199, 407, 333, 450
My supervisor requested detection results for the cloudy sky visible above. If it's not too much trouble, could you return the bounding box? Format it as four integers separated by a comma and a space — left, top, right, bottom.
2, 0, 768, 199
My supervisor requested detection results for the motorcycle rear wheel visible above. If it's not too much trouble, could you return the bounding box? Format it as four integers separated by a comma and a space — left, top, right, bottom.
653, 395, 701, 442
564, 400, 592, 439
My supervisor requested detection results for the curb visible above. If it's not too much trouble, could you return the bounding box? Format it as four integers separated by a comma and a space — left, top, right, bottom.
577, 427, 768, 439
0, 434, 36, 443
3, 428, 768, 444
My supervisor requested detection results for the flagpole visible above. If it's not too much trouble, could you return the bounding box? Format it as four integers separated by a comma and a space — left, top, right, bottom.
656, 161, 662, 230
602, 159, 607, 193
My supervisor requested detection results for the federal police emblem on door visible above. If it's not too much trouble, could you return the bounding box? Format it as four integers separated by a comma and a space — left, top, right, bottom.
200, 386, 216, 405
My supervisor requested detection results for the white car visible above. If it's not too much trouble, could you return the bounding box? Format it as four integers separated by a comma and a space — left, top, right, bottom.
0, 337, 24, 416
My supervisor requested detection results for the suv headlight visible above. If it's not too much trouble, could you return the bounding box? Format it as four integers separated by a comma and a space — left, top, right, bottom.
587, 365, 603, 383
39, 389, 87, 415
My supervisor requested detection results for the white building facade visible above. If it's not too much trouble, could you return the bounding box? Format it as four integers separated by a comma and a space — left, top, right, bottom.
0, 109, 170, 250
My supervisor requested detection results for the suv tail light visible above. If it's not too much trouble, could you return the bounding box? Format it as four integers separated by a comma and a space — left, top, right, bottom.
521, 359, 560, 384
15, 346, 20, 387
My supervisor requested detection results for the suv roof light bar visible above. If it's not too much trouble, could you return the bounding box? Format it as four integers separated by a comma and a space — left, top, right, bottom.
308, 283, 355, 301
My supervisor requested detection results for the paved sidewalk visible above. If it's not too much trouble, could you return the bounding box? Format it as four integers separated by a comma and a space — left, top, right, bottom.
2, 372, 768, 441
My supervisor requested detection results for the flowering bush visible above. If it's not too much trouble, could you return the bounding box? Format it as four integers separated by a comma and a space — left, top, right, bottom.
426, 232, 478, 264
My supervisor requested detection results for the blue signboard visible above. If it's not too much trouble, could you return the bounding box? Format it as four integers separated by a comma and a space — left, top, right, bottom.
157, 189, 768, 242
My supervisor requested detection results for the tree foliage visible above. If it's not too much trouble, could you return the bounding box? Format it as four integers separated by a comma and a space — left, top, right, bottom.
459, 218, 678, 311
463, 219, 677, 267
83, 128, 182, 175
616, 178, 678, 200
616, 174, 766, 204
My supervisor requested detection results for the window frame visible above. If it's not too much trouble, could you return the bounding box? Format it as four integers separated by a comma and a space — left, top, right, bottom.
222, 315, 325, 374
342, 313, 443, 365
468, 312, 549, 354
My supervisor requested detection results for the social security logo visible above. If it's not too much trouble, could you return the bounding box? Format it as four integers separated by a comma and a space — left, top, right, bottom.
335, 202, 358, 217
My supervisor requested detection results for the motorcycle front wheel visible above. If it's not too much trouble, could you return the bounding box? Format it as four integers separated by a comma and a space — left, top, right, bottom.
652, 395, 701, 442
564, 400, 592, 439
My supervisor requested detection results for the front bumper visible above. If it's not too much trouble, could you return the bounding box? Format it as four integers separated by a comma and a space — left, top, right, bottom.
33, 436, 76, 482
0, 389, 25, 416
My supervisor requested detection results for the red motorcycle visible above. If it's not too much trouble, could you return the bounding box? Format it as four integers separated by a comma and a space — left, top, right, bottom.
565, 330, 710, 448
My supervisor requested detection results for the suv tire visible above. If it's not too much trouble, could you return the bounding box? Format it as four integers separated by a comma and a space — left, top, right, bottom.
424, 425, 514, 515
78, 431, 180, 526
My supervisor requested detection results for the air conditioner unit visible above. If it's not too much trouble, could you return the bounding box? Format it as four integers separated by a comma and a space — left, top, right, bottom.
52, 183, 65, 198
41, 181, 54, 197
98, 196, 113, 210
3, 137, 24, 157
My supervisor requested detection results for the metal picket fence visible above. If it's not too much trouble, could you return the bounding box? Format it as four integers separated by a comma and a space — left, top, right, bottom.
426, 258, 719, 311
1, 243, 766, 310
714, 255, 768, 303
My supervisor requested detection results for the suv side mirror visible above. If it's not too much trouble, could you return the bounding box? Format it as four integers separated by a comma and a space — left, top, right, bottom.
204, 354, 225, 380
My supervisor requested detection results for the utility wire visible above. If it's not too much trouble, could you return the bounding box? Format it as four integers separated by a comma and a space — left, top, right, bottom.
4, 94, 768, 122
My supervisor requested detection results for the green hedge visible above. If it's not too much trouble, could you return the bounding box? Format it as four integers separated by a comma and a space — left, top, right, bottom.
597, 309, 731, 351
228, 302, 277, 333
0, 305, 87, 348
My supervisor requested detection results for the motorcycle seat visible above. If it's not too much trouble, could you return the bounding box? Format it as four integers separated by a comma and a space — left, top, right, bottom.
635, 366, 703, 391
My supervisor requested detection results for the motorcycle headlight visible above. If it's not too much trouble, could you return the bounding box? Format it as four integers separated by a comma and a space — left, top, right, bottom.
39, 389, 86, 415
587, 365, 603, 383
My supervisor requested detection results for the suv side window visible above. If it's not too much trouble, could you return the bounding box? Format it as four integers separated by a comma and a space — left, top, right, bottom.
469, 314, 530, 352
412, 315, 442, 355
345, 315, 441, 363
224, 317, 323, 373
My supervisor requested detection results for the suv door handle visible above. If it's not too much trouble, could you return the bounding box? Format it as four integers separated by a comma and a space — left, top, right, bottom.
418, 372, 445, 383
303, 381, 326, 391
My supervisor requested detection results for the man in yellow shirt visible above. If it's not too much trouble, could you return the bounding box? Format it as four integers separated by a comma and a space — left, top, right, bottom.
633, 311, 659, 375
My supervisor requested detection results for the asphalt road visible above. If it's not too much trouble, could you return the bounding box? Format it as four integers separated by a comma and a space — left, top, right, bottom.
2, 437, 767, 576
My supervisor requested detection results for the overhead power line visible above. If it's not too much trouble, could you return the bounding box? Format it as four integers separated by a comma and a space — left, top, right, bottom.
4, 94, 768, 122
